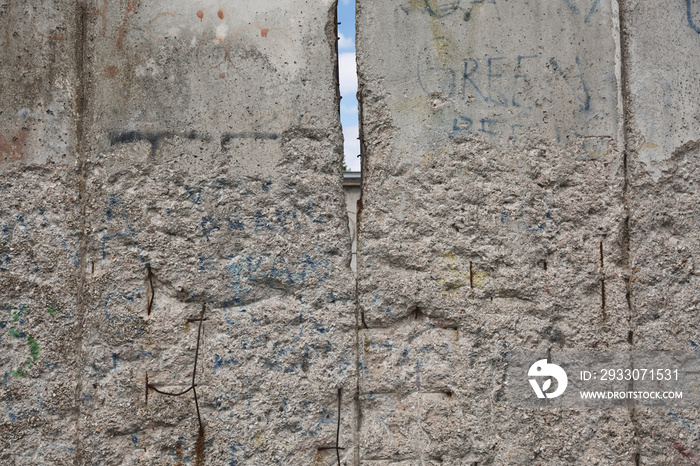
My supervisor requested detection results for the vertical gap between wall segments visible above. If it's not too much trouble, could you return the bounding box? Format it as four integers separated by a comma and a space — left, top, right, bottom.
614, 0, 640, 462
73, 1, 89, 465
600, 241, 606, 320
332, 1, 341, 121
334, 0, 364, 464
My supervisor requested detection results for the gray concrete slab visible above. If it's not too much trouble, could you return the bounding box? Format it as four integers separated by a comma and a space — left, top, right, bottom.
1, 0, 355, 464
625, 1, 700, 463
357, 0, 632, 463
4, 0, 700, 463
77, 1, 354, 464
0, 1, 81, 463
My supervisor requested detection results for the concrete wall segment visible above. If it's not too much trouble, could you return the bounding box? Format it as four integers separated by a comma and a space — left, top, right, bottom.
3, 0, 700, 463
624, 0, 700, 463
1, 1, 83, 464
357, 0, 633, 463
2, 0, 354, 464
78, 1, 354, 464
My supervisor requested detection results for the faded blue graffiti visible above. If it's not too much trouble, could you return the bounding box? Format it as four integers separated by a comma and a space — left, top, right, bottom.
560, 0, 600, 22
112, 353, 120, 373
229, 442, 245, 466
688, 0, 700, 34
101, 196, 146, 264
2, 209, 80, 271
550, 56, 590, 112
226, 215, 245, 231
224, 253, 330, 306
38, 207, 80, 269
213, 354, 239, 374
184, 185, 203, 205
198, 204, 324, 240
104, 288, 143, 322
201, 216, 220, 242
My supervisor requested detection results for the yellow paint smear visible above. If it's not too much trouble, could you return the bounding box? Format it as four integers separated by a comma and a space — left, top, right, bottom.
440, 251, 456, 261
472, 270, 489, 288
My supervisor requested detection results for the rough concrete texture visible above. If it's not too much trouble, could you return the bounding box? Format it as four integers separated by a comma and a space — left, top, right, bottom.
2, 0, 355, 464
3, 0, 700, 464
625, 0, 700, 463
357, 0, 633, 463
0, 1, 82, 464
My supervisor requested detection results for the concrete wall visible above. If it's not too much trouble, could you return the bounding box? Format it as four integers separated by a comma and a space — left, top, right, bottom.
1, 1, 355, 464
625, 1, 700, 463
356, 0, 695, 464
343, 172, 361, 275
1, 0, 699, 464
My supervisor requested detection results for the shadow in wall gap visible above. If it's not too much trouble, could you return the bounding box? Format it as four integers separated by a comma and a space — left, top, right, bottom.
337, 0, 361, 276
337, 0, 361, 176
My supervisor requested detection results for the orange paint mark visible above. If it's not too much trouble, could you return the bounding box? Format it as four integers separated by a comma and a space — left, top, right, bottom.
217, 9, 224, 19
145, 12, 176, 42
116, 0, 139, 50
87, 0, 108, 36
33, 18, 66, 41
195, 432, 205, 466
195, 36, 229, 70
219, 73, 225, 79
5, 0, 13, 46
674, 443, 694, 462
230, 24, 293, 44
197, 10, 204, 21
0, 130, 27, 164
104, 66, 119, 78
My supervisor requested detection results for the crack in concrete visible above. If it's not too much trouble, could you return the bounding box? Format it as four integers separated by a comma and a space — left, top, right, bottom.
615, 0, 642, 462
73, 3, 89, 465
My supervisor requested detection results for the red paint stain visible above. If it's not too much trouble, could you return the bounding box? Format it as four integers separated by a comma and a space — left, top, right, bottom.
674, 443, 694, 460
195, 432, 205, 466
175, 440, 184, 466
87, 0, 108, 36
219, 73, 226, 79
217, 9, 224, 19
104, 66, 119, 78
0, 130, 27, 163
146, 12, 176, 42
33, 18, 65, 41
197, 10, 204, 21
116, 0, 139, 50
260, 28, 270, 37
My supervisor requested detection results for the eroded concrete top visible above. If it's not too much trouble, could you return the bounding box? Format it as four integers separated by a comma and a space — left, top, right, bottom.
84, 0, 338, 177
627, 0, 700, 181
358, 0, 621, 160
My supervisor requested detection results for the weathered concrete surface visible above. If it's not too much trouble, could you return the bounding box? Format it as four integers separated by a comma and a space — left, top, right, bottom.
4, 0, 700, 463
357, 0, 632, 463
2, 0, 355, 464
344, 172, 361, 274
78, 1, 354, 464
0, 1, 82, 464
625, 1, 700, 463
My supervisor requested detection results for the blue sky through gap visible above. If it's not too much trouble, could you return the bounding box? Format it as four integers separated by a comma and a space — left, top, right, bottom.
337, 0, 360, 172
